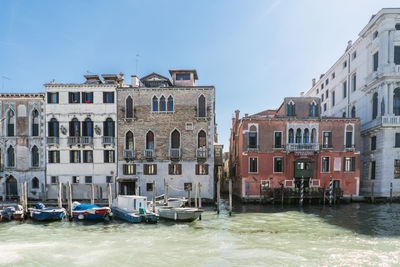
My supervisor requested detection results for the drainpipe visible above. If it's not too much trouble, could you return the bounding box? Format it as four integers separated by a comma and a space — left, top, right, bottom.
347, 52, 351, 117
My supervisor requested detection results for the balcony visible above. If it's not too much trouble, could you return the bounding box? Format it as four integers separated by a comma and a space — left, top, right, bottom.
67, 136, 93, 146
247, 145, 259, 152
287, 143, 319, 151
123, 149, 136, 160
344, 144, 355, 151
273, 144, 284, 149
47, 137, 59, 146
144, 149, 155, 159
169, 148, 181, 159
362, 116, 400, 133
102, 136, 115, 146
196, 147, 208, 159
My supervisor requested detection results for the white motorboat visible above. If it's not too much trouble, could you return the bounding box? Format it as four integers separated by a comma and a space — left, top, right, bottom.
154, 194, 187, 208
157, 207, 203, 222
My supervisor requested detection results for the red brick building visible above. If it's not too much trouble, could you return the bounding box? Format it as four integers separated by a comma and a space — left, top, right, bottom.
229, 97, 361, 200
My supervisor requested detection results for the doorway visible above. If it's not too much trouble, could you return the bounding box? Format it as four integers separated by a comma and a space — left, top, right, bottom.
6, 176, 18, 199
118, 179, 136, 195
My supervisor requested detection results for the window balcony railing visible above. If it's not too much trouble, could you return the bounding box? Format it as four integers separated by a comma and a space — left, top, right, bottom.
47, 137, 59, 146
169, 148, 181, 159
67, 136, 93, 146
247, 145, 259, 152
196, 147, 208, 159
144, 149, 155, 159
287, 143, 319, 151
67, 136, 79, 145
345, 144, 355, 151
321, 144, 332, 149
123, 149, 136, 160
273, 144, 284, 149
102, 136, 115, 146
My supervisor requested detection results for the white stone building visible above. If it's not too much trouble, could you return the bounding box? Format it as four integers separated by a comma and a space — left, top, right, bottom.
0, 93, 46, 200
44, 75, 119, 199
304, 8, 400, 197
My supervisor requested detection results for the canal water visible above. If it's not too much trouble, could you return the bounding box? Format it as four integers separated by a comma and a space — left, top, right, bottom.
1, 202, 400, 266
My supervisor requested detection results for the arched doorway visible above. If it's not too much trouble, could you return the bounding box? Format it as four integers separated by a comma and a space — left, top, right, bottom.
6, 176, 18, 199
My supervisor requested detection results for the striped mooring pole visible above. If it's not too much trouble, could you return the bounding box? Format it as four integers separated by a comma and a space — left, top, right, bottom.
300, 176, 304, 206
329, 177, 333, 206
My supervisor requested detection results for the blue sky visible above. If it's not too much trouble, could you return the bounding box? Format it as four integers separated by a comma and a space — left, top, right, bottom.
1, 0, 399, 150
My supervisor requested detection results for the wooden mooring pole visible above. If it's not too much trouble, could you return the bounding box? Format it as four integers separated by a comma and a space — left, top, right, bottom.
194, 182, 198, 208
329, 177, 333, 206
300, 177, 304, 206
198, 182, 202, 209
67, 181, 72, 220
19, 183, 24, 212
58, 182, 62, 208
107, 183, 112, 208
371, 182, 375, 204
323, 187, 326, 206
90, 184, 95, 205
217, 176, 221, 214
164, 178, 168, 206
390, 182, 393, 203
152, 181, 156, 213
24, 182, 28, 214
229, 178, 232, 216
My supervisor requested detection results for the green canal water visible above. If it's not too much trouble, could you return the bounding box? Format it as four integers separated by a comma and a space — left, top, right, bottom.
1, 202, 400, 266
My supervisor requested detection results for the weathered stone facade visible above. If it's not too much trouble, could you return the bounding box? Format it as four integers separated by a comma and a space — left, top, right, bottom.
0, 94, 45, 200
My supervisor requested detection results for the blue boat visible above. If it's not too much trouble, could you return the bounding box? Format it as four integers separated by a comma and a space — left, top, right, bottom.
29, 203, 66, 221
72, 202, 111, 221
112, 195, 159, 223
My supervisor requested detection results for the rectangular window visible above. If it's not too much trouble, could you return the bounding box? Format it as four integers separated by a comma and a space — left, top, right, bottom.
343, 60, 347, 68
83, 150, 93, 163
85, 176, 92, 184
321, 157, 330, 172
169, 164, 182, 175
104, 150, 115, 163
352, 51, 357, 60
176, 74, 190, 80
346, 132, 353, 148
249, 157, 258, 173
332, 72, 335, 79
323, 132, 332, 148
321, 84, 324, 89
322, 94, 324, 102
123, 164, 136, 175
47, 92, 59, 104
70, 150, 81, 163
332, 91, 335, 106
343, 81, 347, 98
82, 92, 93, 104
69, 92, 80, 103
344, 157, 355, 172
274, 157, 283, 173
106, 176, 113, 183
184, 183, 192, 191
352, 73, 357, 91
274, 132, 282, 148
48, 150, 60, 163
326, 90, 328, 99
371, 136, 376, 151
51, 176, 58, 184
146, 183, 153, 191
373, 51, 379, 72
325, 79, 329, 85
72, 176, 79, 184
324, 103, 327, 112
396, 133, 400, 148
196, 164, 209, 175
248, 132, 258, 149
371, 161, 376, 180
103, 92, 114, 103
144, 164, 157, 175
395, 160, 400, 179
395, 46, 400, 65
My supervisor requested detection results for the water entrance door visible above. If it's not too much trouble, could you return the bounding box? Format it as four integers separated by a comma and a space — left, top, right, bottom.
6, 176, 18, 199
118, 180, 136, 195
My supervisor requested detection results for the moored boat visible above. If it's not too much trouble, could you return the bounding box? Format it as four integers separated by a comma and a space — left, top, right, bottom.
157, 207, 203, 222
112, 195, 159, 223
29, 203, 66, 221
154, 195, 187, 208
0, 204, 24, 221
72, 202, 111, 221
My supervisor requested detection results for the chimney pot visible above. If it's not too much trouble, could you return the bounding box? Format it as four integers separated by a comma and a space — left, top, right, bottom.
131, 75, 140, 87
312, 78, 316, 87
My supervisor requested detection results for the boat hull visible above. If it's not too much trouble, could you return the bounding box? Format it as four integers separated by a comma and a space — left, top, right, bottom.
158, 208, 203, 222
30, 208, 66, 221
112, 207, 159, 223
72, 207, 111, 221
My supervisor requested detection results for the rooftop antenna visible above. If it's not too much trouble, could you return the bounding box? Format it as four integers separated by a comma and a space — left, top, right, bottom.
136, 54, 140, 75
2, 76, 11, 91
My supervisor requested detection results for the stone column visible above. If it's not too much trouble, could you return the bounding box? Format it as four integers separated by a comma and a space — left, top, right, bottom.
388, 83, 393, 116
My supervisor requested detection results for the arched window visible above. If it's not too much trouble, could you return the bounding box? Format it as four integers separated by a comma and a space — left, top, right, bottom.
152, 96, 158, 112
303, 129, 309, 144
198, 130, 206, 148
32, 146, 39, 167
126, 96, 133, 118
171, 129, 180, 149
125, 131, 134, 150
287, 102, 295, 116
309, 102, 318, 117
103, 118, 115, 137
198, 95, 206, 117
69, 118, 80, 136
351, 106, 356, 118
32, 109, 39, 136
48, 118, 59, 137
160, 96, 166, 111
342, 112, 346, 118
82, 118, 93, 137
167, 96, 174, 112
394, 88, 400, 115
296, 129, 302, 143
311, 128, 317, 143
146, 131, 154, 150
288, 129, 294, 143
248, 125, 257, 149
372, 92, 378, 119
7, 146, 15, 167
7, 109, 15, 137
381, 98, 385, 116
32, 177, 39, 189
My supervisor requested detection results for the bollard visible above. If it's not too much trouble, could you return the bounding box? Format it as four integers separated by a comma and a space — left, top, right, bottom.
300, 177, 304, 206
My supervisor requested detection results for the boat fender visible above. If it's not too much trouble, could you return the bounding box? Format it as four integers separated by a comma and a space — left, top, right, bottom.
78, 215, 84, 220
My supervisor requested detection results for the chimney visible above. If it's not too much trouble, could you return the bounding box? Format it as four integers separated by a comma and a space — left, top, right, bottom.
235, 110, 240, 121
131, 75, 140, 87
118, 72, 125, 86
300, 92, 304, 97
312, 78, 316, 87
345, 40, 353, 52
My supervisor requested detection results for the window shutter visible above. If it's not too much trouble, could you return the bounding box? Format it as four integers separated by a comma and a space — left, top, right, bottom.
154, 164, 157, 174
144, 164, 148, 175
195, 164, 199, 175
